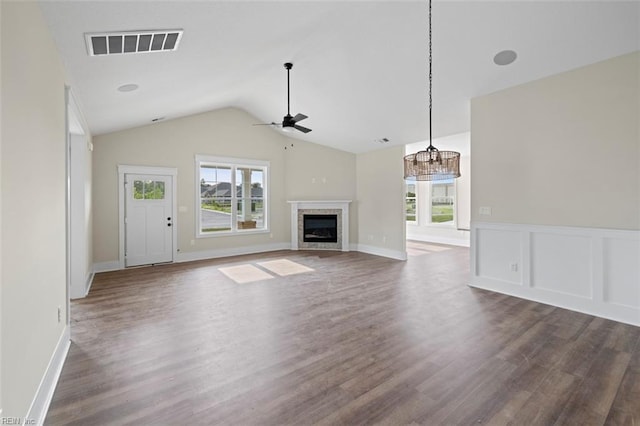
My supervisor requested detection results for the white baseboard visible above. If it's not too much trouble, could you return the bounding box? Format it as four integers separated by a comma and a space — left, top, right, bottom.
471, 222, 640, 326
27, 326, 70, 425
93, 260, 121, 273
356, 244, 407, 261
175, 242, 291, 263
84, 272, 95, 296
407, 235, 470, 247
94, 241, 409, 273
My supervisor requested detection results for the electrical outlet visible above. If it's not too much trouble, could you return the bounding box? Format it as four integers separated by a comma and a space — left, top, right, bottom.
510, 263, 518, 272
479, 206, 492, 216
190, 239, 195, 246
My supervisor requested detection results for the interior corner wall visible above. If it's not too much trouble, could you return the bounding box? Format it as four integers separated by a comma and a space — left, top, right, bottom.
356, 145, 407, 260
470, 52, 640, 326
92, 108, 358, 266
283, 139, 357, 245
1, 1, 69, 418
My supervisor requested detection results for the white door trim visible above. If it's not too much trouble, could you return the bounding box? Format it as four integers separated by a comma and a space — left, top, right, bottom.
118, 165, 178, 269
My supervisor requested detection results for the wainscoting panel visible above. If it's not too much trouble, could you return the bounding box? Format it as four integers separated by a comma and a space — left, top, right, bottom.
471, 222, 640, 326
530, 232, 592, 298
604, 237, 640, 308
476, 228, 522, 285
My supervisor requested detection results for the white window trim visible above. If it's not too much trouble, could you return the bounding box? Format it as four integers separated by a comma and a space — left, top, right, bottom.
410, 179, 458, 228
195, 154, 270, 238
406, 181, 418, 225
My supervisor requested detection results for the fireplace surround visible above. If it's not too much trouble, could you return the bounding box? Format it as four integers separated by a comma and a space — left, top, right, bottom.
288, 200, 351, 251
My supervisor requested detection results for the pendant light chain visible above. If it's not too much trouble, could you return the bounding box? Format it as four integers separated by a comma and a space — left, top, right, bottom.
402, 0, 461, 181
428, 0, 433, 150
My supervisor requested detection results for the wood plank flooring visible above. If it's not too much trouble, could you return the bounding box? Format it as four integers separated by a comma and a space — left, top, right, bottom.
46, 242, 640, 425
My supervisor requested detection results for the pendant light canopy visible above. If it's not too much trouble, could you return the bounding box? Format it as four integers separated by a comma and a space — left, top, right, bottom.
403, 0, 461, 181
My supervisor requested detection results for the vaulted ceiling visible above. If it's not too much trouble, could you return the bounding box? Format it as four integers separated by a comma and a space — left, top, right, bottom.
39, 1, 639, 153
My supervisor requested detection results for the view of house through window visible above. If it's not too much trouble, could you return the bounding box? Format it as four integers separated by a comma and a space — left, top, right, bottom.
197, 156, 268, 235
405, 179, 456, 225
431, 179, 455, 223
405, 182, 416, 222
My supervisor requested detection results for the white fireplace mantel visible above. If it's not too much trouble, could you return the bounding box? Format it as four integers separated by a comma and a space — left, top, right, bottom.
288, 200, 351, 251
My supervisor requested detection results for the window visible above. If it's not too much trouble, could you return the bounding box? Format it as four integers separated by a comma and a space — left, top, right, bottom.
133, 180, 165, 199
405, 181, 417, 222
431, 179, 455, 223
196, 155, 268, 236
406, 179, 456, 226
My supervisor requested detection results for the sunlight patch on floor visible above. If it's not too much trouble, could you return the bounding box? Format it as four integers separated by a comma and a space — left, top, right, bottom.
258, 259, 315, 276
406, 241, 453, 257
219, 264, 274, 284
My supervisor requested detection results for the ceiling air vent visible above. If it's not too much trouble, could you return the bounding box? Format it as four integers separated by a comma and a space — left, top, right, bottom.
85, 30, 183, 56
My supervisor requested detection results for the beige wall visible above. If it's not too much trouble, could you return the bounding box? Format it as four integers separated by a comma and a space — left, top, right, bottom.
283, 138, 357, 243
92, 107, 357, 263
1, 1, 68, 417
356, 145, 406, 257
471, 52, 640, 230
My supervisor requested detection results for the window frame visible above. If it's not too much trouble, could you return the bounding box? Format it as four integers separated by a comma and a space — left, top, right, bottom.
408, 179, 457, 228
195, 155, 270, 238
405, 180, 418, 224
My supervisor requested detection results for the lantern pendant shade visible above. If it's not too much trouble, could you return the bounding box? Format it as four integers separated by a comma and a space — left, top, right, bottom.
404, 148, 460, 181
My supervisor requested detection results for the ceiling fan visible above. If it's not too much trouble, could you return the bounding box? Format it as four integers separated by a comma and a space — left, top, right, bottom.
254, 62, 312, 133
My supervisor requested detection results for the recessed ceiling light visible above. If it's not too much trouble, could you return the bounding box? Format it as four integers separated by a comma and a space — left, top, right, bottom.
375, 137, 390, 144
117, 83, 139, 92
494, 50, 517, 66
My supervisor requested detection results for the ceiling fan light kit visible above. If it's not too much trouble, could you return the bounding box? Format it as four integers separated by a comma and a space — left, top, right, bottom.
404, 0, 460, 181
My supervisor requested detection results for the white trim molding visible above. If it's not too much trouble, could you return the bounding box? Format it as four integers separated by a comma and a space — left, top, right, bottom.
176, 242, 290, 263
356, 244, 408, 261
28, 326, 70, 425
471, 222, 640, 326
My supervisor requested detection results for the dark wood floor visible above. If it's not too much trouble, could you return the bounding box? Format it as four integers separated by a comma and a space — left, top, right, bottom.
47, 242, 639, 425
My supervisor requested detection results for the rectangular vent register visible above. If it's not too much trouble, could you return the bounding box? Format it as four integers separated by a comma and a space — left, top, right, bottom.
85, 30, 183, 56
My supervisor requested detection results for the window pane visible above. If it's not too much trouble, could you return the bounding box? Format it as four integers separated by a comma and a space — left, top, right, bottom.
133, 180, 144, 199
143, 180, 165, 199
431, 182, 454, 223
406, 183, 416, 222
236, 167, 264, 230
201, 198, 232, 232
200, 166, 232, 232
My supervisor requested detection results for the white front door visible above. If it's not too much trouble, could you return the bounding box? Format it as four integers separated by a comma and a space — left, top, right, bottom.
125, 174, 174, 267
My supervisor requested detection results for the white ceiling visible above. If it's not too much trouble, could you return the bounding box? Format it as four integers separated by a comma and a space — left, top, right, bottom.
39, 1, 639, 154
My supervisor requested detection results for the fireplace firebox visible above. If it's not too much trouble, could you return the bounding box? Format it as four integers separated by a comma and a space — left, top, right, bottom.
303, 214, 338, 243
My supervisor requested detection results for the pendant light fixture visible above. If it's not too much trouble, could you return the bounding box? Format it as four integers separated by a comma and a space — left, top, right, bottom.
403, 0, 460, 181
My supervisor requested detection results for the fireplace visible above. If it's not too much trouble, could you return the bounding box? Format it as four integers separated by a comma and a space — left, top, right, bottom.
288, 200, 351, 251
303, 214, 338, 243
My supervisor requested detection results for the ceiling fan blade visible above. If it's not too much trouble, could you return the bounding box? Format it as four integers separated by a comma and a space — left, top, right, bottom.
252, 122, 279, 126
294, 124, 312, 133
292, 113, 307, 123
